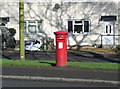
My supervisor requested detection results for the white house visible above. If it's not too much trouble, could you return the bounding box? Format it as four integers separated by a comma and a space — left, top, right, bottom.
0, 0, 120, 48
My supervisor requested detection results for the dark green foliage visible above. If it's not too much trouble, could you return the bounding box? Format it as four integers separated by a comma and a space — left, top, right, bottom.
8, 28, 16, 36
114, 45, 120, 52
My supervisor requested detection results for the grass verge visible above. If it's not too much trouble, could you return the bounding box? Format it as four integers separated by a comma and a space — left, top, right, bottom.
0, 59, 120, 70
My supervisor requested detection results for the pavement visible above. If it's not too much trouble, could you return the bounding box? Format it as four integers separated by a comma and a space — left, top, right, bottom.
1, 49, 120, 86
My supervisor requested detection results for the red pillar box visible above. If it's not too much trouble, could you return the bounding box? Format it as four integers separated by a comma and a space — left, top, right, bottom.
54, 31, 68, 67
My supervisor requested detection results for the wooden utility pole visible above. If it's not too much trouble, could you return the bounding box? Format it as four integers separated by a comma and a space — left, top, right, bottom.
19, 0, 25, 61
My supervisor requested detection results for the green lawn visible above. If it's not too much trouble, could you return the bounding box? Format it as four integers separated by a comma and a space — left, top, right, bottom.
0, 59, 119, 70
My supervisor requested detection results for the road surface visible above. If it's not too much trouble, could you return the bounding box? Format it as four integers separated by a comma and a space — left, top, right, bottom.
2, 79, 118, 87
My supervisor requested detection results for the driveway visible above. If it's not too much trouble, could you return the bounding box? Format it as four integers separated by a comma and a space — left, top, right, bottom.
1, 49, 120, 63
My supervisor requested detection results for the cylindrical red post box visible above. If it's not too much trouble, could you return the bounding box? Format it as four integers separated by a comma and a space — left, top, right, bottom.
54, 31, 68, 67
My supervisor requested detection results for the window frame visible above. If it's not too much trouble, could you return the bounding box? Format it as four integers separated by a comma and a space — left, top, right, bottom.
25, 20, 43, 34
67, 19, 90, 34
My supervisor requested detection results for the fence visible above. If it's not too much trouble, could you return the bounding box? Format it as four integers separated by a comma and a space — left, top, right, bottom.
101, 35, 120, 48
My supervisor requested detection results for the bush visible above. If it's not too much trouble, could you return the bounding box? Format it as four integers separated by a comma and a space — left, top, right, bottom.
114, 45, 120, 52
8, 28, 16, 36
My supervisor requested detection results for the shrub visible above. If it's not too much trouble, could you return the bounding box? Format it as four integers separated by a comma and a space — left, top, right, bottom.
114, 45, 120, 52
8, 28, 16, 36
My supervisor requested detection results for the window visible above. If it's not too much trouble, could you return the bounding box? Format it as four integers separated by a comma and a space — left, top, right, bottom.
105, 24, 113, 34
25, 20, 43, 34
68, 20, 90, 34
0, 17, 9, 26
28, 25, 36, 33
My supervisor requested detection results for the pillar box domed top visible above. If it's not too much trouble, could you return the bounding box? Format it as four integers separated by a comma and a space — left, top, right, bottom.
54, 31, 68, 35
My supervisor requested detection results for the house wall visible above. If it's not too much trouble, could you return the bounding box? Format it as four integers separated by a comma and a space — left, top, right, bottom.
118, 1, 120, 45
0, 1, 119, 47
0, 2, 19, 40
61, 2, 118, 46
24, 2, 52, 40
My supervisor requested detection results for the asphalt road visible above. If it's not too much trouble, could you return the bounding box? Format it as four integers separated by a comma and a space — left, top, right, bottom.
2, 66, 119, 81
2, 79, 118, 87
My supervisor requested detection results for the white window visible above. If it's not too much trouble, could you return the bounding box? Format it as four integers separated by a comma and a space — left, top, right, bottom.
68, 20, 90, 34
25, 20, 43, 34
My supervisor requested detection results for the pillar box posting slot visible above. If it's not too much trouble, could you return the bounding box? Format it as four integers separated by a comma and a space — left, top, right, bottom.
54, 31, 68, 67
